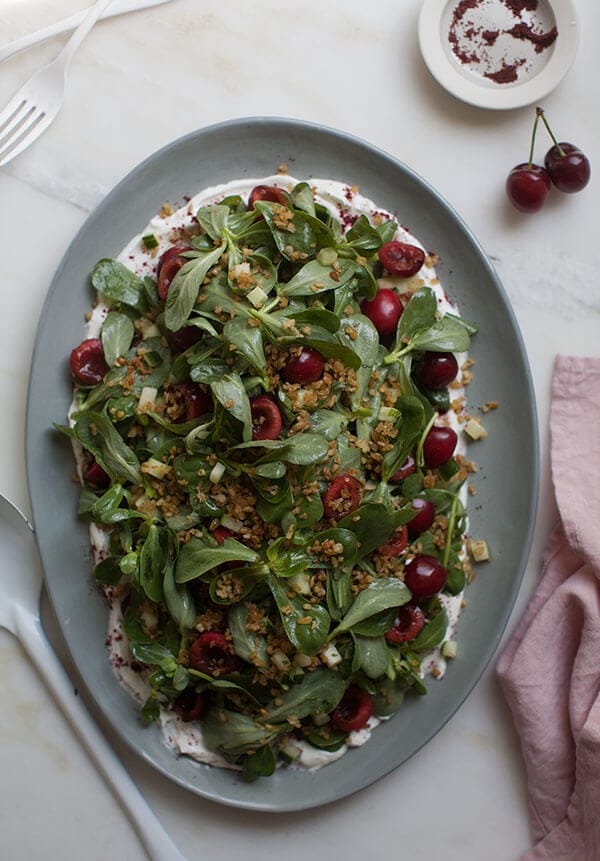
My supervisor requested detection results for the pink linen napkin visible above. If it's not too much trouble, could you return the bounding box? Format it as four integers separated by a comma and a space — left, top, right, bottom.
497, 355, 600, 861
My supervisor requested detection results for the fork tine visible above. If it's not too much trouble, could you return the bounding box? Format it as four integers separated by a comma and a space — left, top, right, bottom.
0, 109, 50, 167
0, 97, 32, 139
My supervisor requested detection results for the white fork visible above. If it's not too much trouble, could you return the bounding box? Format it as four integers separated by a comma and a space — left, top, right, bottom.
0, 0, 112, 167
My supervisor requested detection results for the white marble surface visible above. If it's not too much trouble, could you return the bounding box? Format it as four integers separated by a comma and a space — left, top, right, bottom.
0, 1, 598, 858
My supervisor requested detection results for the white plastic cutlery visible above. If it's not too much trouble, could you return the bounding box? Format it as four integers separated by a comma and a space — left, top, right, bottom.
0, 494, 186, 861
0, 0, 174, 64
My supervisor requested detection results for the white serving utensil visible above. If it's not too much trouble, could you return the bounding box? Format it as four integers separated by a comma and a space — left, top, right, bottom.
0, 0, 175, 64
0, 494, 186, 861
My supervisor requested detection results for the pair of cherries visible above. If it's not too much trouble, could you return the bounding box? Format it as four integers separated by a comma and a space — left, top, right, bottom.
506, 108, 591, 214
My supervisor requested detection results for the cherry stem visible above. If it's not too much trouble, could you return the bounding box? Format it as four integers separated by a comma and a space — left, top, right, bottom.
528, 110, 541, 169
536, 106, 566, 158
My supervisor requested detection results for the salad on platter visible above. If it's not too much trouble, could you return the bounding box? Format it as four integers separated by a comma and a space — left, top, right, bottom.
60, 174, 488, 780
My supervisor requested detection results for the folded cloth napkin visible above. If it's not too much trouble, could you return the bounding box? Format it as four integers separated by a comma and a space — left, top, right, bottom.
497, 355, 600, 861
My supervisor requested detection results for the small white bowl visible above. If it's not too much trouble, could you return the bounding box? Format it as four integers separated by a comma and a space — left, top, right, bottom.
418, 0, 579, 109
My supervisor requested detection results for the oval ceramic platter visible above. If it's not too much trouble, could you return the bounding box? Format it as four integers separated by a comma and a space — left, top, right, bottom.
26, 117, 538, 811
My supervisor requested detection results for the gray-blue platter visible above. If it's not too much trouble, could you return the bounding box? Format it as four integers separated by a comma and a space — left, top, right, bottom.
26, 117, 538, 812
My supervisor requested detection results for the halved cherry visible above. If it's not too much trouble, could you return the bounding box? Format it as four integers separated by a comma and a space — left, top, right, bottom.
378, 241, 425, 278
248, 185, 288, 209
407, 498, 436, 535
423, 426, 457, 469
70, 338, 110, 386
281, 347, 324, 384
173, 689, 209, 722
385, 604, 426, 643
390, 454, 416, 483
250, 395, 282, 440
378, 525, 409, 557
403, 554, 447, 599
82, 460, 110, 487
322, 473, 362, 521
331, 686, 373, 732
188, 632, 240, 676
157, 245, 192, 300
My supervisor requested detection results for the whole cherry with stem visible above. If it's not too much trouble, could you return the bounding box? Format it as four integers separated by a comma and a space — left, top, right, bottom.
506, 108, 551, 214
538, 107, 591, 193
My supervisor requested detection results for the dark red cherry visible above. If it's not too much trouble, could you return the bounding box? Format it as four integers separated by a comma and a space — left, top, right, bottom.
417, 351, 459, 390
173, 689, 209, 722
82, 460, 110, 487
248, 185, 288, 209
250, 395, 282, 440
408, 498, 436, 535
423, 426, 457, 468
322, 473, 362, 521
385, 604, 426, 643
378, 241, 425, 277
181, 383, 212, 421
506, 163, 551, 213
544, 142, 591, 193
169, 325, 203, 353
378, 525, 409, 558
188, 632, 240, 676
281, 347, 324, 384
330, 686, 373, 732
403, 554, 447, 599
390, 454, 416, 483
360, 288, 404, 338
157, 245, 192, 300
70, 338, 109, 386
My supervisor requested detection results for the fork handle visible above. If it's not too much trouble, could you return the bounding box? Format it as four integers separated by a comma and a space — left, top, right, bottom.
55, 0, 114, 71
13, 604, 187, 861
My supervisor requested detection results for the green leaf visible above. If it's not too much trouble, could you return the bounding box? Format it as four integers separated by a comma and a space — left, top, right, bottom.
337, 502, 395, 559
279, 258, 356, 297
267, 574, 330, 656
91, 259, 148, 313
259, 668, 346, 723
410, 606, 448, 652
201, 710, 289, 756
228, 603, 269, 667
254, 202, 317, 260
345, 215, 383, 254
408, 315, 471, 353
328, 578, 410, 639
241, 745, 277, 780
223, 317, 267, 376
165, 244, 225, 331
352, 634, 391, 679
163, 562, 196, 630
195, 204, 229, 240
395, 287, 437, 344
381, 395, 426, 482
309, 409, 348, 441
93, 556, 122, 585
175, 537, 258, 583
72, 411, 142, 484
101, 311, 134, 367
139, 524, 164, 603
210, 372, 253, 442
337, 314, 380, 367
209, 563, 269, 605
